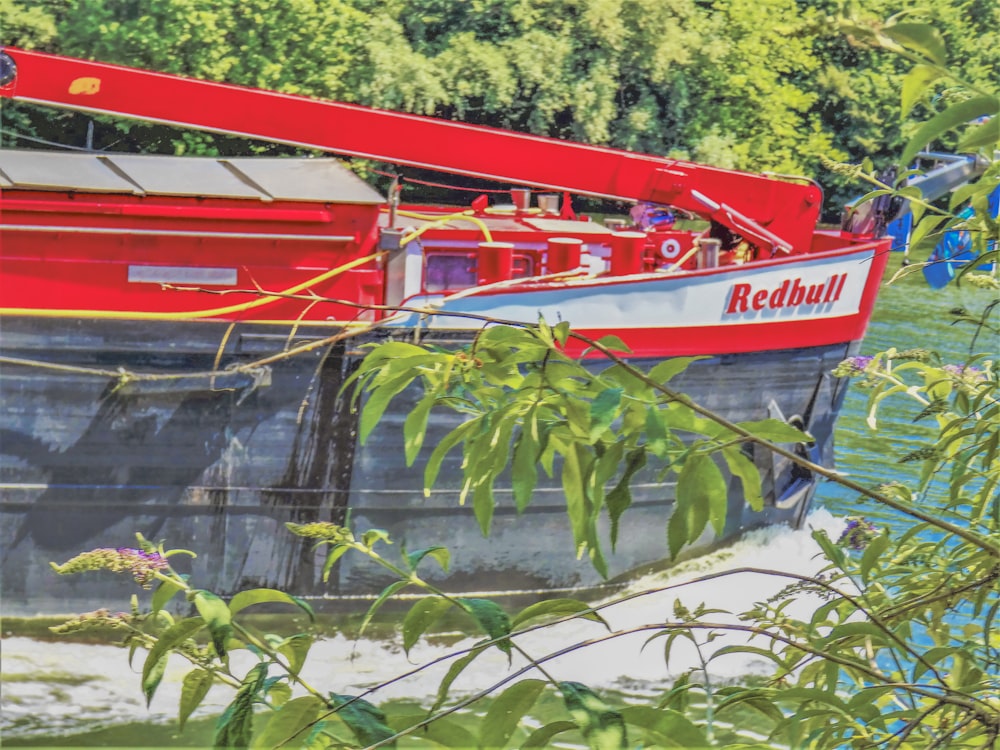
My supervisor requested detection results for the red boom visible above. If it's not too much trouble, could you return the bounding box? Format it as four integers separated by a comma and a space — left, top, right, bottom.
0, 47, 823, 253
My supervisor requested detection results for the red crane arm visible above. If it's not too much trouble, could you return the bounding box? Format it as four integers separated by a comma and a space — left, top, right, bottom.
0, 47, 822, 253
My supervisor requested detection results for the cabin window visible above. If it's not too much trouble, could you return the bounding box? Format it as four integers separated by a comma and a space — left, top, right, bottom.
424, 252, 535, 292
425, 253, 475, 292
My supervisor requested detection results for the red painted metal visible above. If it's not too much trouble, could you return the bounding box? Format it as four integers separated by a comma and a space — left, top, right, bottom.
476, 242, 515, 285
546, 237, 582, 273
0, 47, 822, 254
610, 232, 647, 276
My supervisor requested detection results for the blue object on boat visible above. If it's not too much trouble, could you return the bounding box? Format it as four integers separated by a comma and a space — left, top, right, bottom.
923, 185, 999, 288
885, 211, 912, 252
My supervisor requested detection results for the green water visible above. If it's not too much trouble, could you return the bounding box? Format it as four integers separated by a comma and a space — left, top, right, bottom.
815, 257, 998, 527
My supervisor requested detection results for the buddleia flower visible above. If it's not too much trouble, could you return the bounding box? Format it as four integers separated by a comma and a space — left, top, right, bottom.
964, 273, 1000, 290
285, 521, 352, 543
837, 516, 880, 551
50, 547, 169, 588
942, 363, 987, 385
49, 608, 134, 634
832, 355, 875, 377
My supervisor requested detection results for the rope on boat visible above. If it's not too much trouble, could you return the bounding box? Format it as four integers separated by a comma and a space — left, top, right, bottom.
390, 208, 494, 244
0, 320, 378, 385
0, 250, 598, 386
0, 250, 386, 321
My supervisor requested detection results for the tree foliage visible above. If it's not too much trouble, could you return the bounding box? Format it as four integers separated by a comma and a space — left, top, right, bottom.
4, 0, 995, 221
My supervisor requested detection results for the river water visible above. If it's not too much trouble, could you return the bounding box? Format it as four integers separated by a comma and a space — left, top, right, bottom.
2, 258, 995, 745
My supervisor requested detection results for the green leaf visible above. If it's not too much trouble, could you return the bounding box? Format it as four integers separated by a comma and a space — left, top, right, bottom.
619, 705, 708, 747
811, 529, 846, 570
738, 419, 811, 444
403, 393, 436, 466
404, 546, 451, 574
716, 689, 785, 724
667, 502, 690, 559
142, 617, 205, 707
559, 682, 627, 750
711, 645, 786, 668
589, 387, 623, 440
359, 580, 410, 636
460, 598, 512, 657
561, 442, 591, 555
300, 720, 336, 750
473, 479, 496, 537
606, 448, 646, 549
277, 634, 313, 676
722, 445, 763, 512
677, 453, 728, 537
511, 425, 539, 513
553, 320, 572, 346
821, 621, 891, 647
588, 334, 631, 354
215, 663, 267, 750
424, 418, 480, 491
251, 696, 325, 750
143, 649, 169, 709
330, 693, 396, 748
882, 21, 947, 65
266, 681, 292, 708
228, 588, 315, 621
511, 598, 609, 630
389, 714, 477, 748
586, 525, 609, 580
772, 686, 848, 712
901, 95, 1000, 166
906, 214, 948, 254
657, 672, 694, 712
361, 528, 392, 548
901, 64, 944, 118
193, 590, 233, 659
402, 596, 455, 656
522, 720, 577, 748
431, 645, 488, 713
644, 406, 670, 457
957, 117, 1000, 152
859, 533, 890, 584
321, 544, 349, 583
479, 679, 546, 750
179, 668, 214, 732
647, 357, 706, 384
151, 577, 185, 615
360, 371, 418, 444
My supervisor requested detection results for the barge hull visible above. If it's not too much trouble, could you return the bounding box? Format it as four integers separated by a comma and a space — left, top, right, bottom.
0, 317, 854, 614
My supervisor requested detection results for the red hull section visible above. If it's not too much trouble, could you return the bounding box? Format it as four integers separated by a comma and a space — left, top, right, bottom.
1, 153, 887, 360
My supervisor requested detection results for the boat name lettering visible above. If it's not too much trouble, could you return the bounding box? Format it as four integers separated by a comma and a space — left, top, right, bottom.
725, 273, 848, 314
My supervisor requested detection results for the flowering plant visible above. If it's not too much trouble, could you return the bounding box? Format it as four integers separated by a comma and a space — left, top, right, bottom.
837, 516, 880, 551
50, 546, 171, 588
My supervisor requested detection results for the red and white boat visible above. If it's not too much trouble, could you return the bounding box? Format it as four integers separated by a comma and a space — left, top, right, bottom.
0, 48, 889, 612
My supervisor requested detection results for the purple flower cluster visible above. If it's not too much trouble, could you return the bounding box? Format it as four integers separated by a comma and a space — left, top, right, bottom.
832, 355, 874, 378
51, 547, 169, 588
942, 364, 986, 383
837, 516, 880, 551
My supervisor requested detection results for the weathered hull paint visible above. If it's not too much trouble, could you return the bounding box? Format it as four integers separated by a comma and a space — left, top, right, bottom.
0, 317, 855, 614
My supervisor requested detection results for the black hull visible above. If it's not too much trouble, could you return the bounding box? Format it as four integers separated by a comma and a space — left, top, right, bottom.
0, 318, 856, 613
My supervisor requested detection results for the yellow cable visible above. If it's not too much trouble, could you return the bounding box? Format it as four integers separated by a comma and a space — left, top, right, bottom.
393, 209, 494, 244
0, 251, 385, 321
